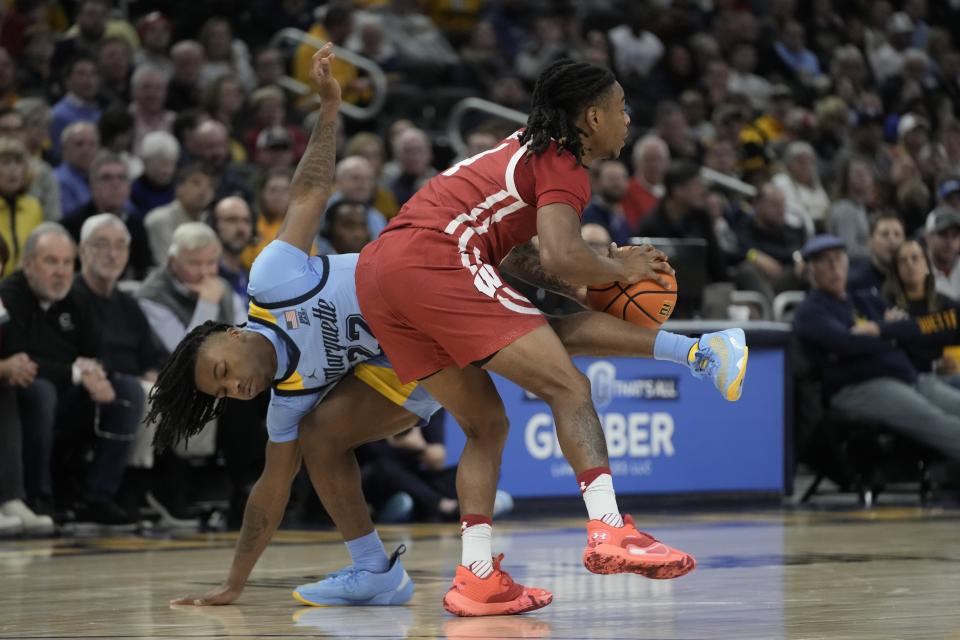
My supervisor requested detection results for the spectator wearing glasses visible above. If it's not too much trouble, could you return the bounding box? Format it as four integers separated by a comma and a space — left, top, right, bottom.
62, 152, 152, 280
73, 213, 168, 492
73, 214, 166, 385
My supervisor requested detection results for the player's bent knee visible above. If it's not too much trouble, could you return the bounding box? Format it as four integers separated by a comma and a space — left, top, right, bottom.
299, 423, 352, 456
536, 369, 592, 408
457, 412, 509, 443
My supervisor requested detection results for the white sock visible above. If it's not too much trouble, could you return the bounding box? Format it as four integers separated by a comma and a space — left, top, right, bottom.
461, 523, 493, 578
582, 474, 623, 527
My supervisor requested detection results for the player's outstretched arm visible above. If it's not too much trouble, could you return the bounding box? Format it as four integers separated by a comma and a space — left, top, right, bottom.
170, 441, 301, 606
537, 204, 673, 287
277, 43, 342, 254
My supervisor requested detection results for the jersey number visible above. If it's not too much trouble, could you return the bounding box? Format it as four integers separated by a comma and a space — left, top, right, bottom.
472, 263, 504, 299
345, 314, 379, 364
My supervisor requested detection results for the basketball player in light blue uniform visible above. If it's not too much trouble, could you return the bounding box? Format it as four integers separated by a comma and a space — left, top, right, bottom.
244, 243, 438, 448
155, 241, 435, 607
154, 46, 431, 607
244, 242, 433, 606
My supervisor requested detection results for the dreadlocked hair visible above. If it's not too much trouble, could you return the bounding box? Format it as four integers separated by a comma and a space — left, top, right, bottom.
518, 58, 616, 164
146, 320, 231, 452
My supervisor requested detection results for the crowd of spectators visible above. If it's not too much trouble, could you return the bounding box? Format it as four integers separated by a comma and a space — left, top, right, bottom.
4, 0, 960, 534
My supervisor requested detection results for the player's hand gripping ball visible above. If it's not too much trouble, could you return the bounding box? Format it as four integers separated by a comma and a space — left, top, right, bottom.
587, 272, 678, 329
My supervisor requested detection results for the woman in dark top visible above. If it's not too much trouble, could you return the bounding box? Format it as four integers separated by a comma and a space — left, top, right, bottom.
884, 239, 960, 378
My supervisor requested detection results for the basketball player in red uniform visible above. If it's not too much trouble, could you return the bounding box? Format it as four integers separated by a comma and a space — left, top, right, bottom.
356, 59, 748, 616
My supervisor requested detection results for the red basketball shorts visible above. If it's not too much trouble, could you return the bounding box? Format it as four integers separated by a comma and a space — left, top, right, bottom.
356, 227, 547, 384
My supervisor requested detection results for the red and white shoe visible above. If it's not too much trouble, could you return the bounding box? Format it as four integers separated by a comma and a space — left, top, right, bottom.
443, 554, 553, 617
583, 514, 696, 579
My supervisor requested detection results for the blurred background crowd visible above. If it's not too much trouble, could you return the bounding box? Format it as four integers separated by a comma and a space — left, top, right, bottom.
3, 0, 960, 535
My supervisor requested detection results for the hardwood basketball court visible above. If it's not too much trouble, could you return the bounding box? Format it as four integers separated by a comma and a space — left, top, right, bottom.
3, 507, 960, 639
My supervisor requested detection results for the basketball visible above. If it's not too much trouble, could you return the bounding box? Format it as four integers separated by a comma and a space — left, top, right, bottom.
586, 273, 678, 329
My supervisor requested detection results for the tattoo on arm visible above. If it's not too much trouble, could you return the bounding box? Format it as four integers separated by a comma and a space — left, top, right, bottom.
290, 119, 336, 198
501, 242, 577, 297
278, 116, 337, 240
237, 504, 269, 553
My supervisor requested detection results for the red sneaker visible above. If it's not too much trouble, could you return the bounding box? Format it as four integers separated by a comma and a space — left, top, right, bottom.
443, 554, 553, 617
583, 514, 696, 579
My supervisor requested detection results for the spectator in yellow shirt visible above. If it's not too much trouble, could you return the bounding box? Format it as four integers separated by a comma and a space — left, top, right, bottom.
0, 139, 43, 275
241, 168, 293, 270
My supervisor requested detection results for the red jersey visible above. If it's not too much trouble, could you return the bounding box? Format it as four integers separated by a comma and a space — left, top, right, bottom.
382, 132, 591, 265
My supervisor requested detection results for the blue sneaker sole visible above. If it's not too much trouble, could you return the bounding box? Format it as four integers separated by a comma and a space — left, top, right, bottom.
292, 574, 414, 607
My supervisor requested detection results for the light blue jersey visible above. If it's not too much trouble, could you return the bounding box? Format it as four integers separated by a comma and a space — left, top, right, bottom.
246, 240, 437, 443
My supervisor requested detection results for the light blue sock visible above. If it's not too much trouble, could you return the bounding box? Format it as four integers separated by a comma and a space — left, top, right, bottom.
653, 331, 698, 366
345, 530, 389, 573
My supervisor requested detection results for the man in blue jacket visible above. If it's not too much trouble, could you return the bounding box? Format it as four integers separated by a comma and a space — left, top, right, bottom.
793, 234, 960, 461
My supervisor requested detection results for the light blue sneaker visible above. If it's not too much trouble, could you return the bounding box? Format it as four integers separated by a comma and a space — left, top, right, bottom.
688, 328, 749, 401
292, 545, 414, 606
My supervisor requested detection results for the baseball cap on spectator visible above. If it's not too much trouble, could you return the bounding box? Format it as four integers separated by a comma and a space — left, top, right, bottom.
897, 113, 929, 140
801, 235, 846, 261
925, 206, 960, 234
256, 126, 292, 150
938, 179, 960, 202
886, 12, 915, 35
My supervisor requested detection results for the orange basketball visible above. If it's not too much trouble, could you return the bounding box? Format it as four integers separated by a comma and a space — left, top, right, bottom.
586, 273, 678, 329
